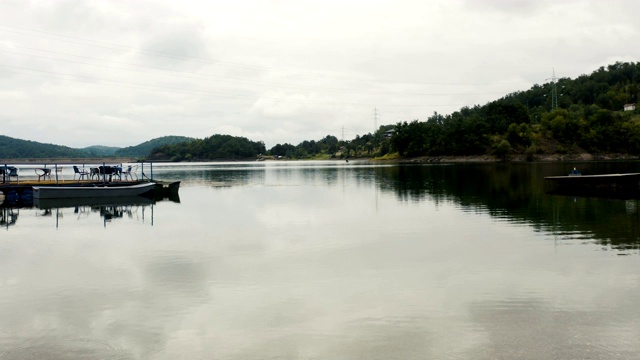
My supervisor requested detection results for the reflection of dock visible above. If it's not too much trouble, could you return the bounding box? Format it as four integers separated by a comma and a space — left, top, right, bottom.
34, 196, 158, 228
1, 207, 19, 228
34, 196, 155, 209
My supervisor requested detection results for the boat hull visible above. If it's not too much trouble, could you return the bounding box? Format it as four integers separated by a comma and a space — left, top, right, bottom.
32, 182, 156, 199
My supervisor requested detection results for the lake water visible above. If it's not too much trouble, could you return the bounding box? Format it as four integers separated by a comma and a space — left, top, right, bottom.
1, 160, 640, 359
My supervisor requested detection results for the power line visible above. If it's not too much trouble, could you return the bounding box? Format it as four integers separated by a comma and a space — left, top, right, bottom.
0, 64, 473, 108
0, 23, 532, 88
0, 47, 511, 98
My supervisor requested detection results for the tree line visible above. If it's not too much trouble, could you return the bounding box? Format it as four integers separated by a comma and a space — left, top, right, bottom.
390, 61, 640, 159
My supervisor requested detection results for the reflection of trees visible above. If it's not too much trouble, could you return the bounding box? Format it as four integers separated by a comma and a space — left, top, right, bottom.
375, 163, 640, 251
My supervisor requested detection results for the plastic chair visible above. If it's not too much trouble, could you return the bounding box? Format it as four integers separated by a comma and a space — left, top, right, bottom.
55, 166, 64, 181
121, 165, 138, 181
73, 165, 89, 181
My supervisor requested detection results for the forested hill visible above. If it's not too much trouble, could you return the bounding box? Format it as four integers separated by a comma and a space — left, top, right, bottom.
114, 135, 195, 158
0, 135, 87, 159
148, 134, 266, 161
388, 61, 640, 159
0, 135, 196, 160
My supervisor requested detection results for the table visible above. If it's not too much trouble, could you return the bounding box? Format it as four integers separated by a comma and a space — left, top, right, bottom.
97, 166, 122, 182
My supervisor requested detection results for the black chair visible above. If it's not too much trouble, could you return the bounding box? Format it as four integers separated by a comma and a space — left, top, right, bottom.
6, 167, 18, 183
90, 167, 100, 180
35, 168, 51, 181
73, 165, 89, 181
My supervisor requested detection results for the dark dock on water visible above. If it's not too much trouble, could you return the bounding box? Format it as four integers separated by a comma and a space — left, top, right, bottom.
544, 173, 640, 197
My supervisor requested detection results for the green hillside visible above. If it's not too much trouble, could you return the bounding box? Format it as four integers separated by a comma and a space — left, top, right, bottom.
149, 134, 265, 161
0, 135, 87, 159
114, 136, 195, 158
80, 145, 121, 157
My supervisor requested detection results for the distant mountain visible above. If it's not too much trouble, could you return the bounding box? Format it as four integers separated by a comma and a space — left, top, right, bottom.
0, 135, 87, 159
80, 145, 121, 157
114, 136, 196, 158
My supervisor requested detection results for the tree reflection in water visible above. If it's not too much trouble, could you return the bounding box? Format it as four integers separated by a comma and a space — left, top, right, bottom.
374, 162, 640, 253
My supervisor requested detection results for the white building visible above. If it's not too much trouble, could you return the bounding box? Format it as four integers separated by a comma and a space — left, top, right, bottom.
624, 103, 636, 111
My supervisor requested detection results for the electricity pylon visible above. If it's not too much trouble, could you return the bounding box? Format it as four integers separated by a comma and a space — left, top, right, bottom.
546, 69, 559, 110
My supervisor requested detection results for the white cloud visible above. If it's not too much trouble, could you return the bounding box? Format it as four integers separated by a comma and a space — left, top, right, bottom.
0, 0, 639, 149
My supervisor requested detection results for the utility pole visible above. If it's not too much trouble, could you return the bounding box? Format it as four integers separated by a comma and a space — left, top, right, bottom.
341, 126, 345, 142
546, 68, 558, 110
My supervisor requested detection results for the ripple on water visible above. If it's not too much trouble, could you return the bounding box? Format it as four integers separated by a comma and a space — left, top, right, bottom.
0, 336, 133, 360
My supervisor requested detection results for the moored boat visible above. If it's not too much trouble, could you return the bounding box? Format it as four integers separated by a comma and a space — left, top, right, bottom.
32, 182, 156, 199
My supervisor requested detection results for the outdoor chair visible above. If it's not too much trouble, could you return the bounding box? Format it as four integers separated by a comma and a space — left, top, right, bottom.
35, 168, 51, 181
121, 165, 138, 181
90, 167, 100, 180
7, 167, 18, 183
55, 166, 64, 181
73, 165, 89, 181
112, 167, 122, 181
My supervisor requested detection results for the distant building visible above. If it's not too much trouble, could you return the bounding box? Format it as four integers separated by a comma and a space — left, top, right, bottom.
384, 129, 395, 138
624, 103, 636, 111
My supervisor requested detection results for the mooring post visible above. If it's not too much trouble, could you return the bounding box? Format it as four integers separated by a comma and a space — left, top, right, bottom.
55, 164, 59, 185
103, 162, 106, 184
150, 162, 153, 181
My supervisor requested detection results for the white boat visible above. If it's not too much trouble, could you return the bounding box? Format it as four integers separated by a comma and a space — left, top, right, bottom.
32, 182, 156, 199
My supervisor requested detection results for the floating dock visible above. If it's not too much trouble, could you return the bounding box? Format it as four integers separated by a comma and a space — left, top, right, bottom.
1, 179, 180, 205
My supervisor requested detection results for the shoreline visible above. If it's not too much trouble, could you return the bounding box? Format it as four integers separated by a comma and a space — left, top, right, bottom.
379, 153, 640, 164
2, 153, 639, 165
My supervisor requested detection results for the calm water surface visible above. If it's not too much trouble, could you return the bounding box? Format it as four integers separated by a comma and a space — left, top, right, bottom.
1, 161, 640, 359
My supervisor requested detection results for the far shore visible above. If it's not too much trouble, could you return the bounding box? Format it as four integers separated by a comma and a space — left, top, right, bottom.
2, 153, 639, 165
389, 153, 640, 163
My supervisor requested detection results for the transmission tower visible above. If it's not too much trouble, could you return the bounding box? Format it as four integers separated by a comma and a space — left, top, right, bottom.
546, 69, 558, 110
373, 107, 379, 133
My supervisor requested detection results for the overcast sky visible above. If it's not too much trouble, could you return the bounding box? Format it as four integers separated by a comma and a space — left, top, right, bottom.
1, 0, 638, 149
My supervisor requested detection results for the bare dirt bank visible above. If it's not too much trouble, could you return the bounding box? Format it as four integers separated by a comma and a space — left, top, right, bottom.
384, 153, 640, 163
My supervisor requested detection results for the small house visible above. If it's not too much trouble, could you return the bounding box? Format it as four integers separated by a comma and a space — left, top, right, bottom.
624, 103, 636, 111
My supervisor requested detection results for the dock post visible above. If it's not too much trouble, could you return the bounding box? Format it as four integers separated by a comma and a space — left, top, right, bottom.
150, 162, 153, 181
102, 162, 106, 184
55, 164, 59, 185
